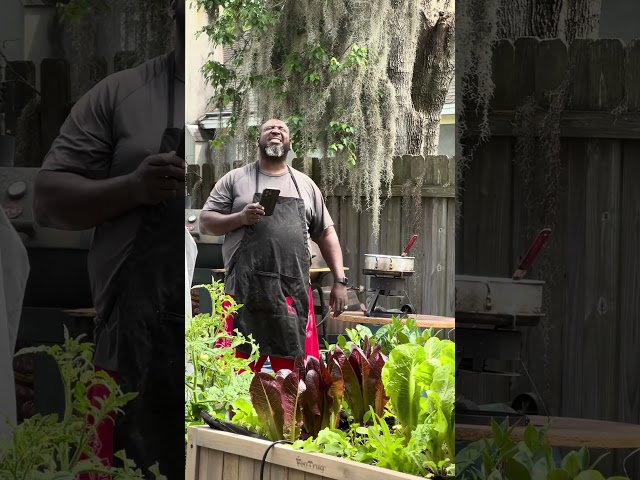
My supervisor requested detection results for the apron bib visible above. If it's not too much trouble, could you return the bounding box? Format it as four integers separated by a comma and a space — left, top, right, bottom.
229, 163, 311, 359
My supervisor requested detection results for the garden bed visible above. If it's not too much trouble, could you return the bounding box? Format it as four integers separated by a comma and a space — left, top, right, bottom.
186, 427, 423, 480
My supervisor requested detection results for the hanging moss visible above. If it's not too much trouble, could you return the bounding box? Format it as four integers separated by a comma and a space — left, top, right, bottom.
199, 0, 454, 240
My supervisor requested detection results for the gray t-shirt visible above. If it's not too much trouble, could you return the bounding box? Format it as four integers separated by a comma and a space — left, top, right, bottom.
202, 162, 333, 294
40, 53, 185, 320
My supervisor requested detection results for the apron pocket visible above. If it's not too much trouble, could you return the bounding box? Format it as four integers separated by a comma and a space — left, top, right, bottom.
146, 311, 184, 413
246, 270, 282, 315
278, 273, 308, 321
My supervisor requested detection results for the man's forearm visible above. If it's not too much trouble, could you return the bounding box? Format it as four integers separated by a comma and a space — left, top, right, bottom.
34, 170, 140, 230
199, 210, 245, 236
315, 226, 345, 279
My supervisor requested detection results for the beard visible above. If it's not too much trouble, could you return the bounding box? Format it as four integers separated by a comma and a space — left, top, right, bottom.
263, 144, 287, 158
260, 144, 290, 158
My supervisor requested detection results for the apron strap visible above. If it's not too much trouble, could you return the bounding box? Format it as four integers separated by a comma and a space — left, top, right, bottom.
166, 51, 176, 129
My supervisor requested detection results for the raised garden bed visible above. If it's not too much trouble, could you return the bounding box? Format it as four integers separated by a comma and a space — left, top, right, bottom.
186, 427, 423, 480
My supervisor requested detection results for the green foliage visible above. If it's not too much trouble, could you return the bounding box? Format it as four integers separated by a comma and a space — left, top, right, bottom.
193, 0, 368, 166
291, 333, 456, 478
0, 329, 162, 479
185, 280, 262, 438
57, 0, 110, 21
325, 315, 438, 356
456, 419, 631, 480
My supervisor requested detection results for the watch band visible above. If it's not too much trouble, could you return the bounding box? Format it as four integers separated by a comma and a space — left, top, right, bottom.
334, 277, 349, 286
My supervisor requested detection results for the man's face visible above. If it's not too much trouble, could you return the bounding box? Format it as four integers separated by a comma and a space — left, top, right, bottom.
258, 120, 291, 159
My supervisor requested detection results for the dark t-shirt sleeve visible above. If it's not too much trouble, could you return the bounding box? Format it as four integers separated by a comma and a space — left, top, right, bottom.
203, 170, 235, 214
308, 181, 333, 239
40, 79, 114, 180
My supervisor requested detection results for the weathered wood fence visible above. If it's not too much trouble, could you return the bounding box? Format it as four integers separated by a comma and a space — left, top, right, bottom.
2, 53, 142, 167
457, 36, 640, 476
188, 155, 456, 318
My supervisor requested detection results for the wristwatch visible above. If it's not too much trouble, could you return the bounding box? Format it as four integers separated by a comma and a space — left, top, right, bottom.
334, 277, 349, 286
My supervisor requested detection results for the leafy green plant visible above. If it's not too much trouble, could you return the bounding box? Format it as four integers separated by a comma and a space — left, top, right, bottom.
290, 336, 457, 478
298, 354, 345, 438
325, 316, 439, 357
331, 339, 389, 426
381, 337, 456, 477
0, 329, 163, 479
249, 369, 305, 442
456, 419, 630, 480
185, 280, 260, 436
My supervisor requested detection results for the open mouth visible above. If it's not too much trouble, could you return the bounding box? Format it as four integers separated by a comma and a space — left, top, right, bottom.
268, 136, 283, 144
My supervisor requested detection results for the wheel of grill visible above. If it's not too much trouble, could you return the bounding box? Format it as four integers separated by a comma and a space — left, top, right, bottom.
511, 392, 542, 415
400, 304, 416, 314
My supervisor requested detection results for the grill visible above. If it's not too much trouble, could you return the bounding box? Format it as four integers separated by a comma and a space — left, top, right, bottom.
185, 208, 225, 315
1, 167, 94, 421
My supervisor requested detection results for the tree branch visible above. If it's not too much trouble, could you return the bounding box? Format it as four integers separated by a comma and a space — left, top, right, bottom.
0, 48, 41, 97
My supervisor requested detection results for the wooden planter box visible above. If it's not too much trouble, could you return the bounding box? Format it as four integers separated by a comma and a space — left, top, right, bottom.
186, 426, 423, 480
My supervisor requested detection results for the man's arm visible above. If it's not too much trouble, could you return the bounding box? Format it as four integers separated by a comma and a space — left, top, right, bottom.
34, 153, 185, 230
34, 171, 139, 230
200, 203, 264, 236
314, 225, 347, 315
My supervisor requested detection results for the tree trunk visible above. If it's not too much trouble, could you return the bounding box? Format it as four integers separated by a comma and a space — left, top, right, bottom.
564, 0, 602, 41
497, 0, 601, 41
387, 0, 423, 155
497, 0, 534, 39
412, 11, 454, 156
387, 0, 454, 156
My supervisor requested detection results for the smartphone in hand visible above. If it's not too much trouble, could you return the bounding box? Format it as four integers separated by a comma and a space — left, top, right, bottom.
259, 188, 280, 216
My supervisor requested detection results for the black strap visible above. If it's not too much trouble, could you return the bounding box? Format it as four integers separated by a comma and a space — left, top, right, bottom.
166, 51, 176, 129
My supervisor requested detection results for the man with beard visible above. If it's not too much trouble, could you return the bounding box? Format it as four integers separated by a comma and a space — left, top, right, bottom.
199, 119, 348, 371
33, 1, 186, 478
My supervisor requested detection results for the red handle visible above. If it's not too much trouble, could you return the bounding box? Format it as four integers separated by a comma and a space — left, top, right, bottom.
402, 235, 419, 256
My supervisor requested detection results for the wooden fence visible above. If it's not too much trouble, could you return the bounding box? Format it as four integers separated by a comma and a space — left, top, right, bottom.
2, 53, 142, 167
457, 37, 640, 476
189, 155, 456, 318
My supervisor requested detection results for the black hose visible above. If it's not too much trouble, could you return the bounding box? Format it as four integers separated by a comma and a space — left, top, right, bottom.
259, 440, 293, 480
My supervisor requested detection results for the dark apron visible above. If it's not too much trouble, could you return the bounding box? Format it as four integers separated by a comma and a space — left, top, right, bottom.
94, 52, 184, 479
229, 163, 311, 359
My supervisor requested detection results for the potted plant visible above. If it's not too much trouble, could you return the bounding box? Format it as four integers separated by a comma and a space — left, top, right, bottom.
0, 329, 163, 479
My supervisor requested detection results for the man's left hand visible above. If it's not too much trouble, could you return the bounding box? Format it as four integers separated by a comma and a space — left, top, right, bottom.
330, 283, 348, 317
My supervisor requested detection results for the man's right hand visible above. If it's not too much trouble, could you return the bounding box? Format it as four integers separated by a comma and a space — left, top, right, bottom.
241, 203, 265, 225
130, 152, 186, 205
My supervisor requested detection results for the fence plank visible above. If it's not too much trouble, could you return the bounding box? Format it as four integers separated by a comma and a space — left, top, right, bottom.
618, 140, 640, 475
40, 58, 70, 156
491, 39, 515, 110
514, 37, 539, 104
4, 61, 37, 136
626, 40, 640, 110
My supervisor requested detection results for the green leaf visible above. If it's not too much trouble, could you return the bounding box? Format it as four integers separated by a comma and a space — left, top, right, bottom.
548, 469, 571, 480
504, 458, 532, 480
381, 344, 426, 441
524, 423, 539, 452
487, 469, 504, 480
561, 451, 582, 477
574, 471, 606, 480
249, 373, 285, 441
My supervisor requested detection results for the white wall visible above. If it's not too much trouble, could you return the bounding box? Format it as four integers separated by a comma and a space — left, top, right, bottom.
185, 3, 222, 125
23, 7, 55, 90
1, 0, 25, 62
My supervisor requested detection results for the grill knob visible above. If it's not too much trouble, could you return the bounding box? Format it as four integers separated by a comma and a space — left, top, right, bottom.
8, 181, 27, 199
188, 214, 197, 223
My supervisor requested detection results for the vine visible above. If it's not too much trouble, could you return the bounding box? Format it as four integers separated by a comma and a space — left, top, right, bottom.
454, 0, 499, 223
